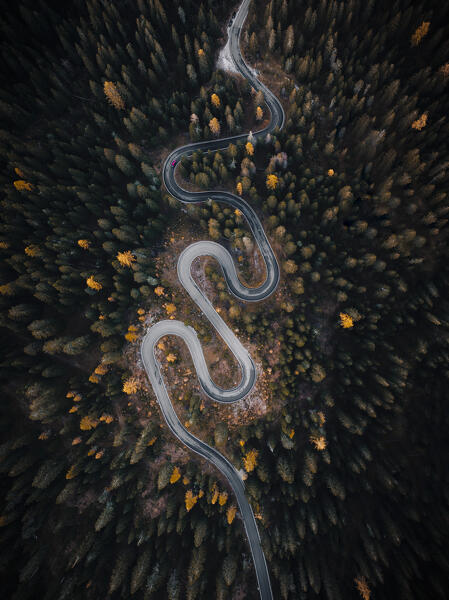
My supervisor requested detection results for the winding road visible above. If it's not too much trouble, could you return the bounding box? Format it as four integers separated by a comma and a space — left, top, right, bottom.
141, 1, 284, 598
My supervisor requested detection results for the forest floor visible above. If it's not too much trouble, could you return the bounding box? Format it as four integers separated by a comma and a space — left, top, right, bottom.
125, 207, 291, 472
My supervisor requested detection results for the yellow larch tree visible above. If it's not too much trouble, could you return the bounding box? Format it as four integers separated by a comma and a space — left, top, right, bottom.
125, 324, 139, 342
211, 487, 219, 504
236, 181, 243, 196
256, 106, 263, 120
80, 415, 99, 431
243, 449, 258, 472
218, 491, 228, 506
104, 81, 125, 110
14, 180, 33, 191
99, 414, 113, 424
65, 465, 78, 480
170, 466, 181, 484
94, 364, 108, 376
411, 21, 430, 46
412, 113, 428, 130
266, 174, 279, 190
185, 490, 198, 511
227, 505, 237, 524
123, 377, 139, 394
0, 283, 14, 296
117, 250, 136, 267
354, 576, 371, 600
283, 259, 298, 274
166, 353, 177, 363
211, 93, 220, 107
86, 276, 102, 290
25, 245, 39, 257
339, 312, 354, 328
78, 239, 90, 249
165, 303, 176, 315
246, 142, 254, 156
154, 285, 165, 296
209, 117, 221, 136
310, 435, 327, 451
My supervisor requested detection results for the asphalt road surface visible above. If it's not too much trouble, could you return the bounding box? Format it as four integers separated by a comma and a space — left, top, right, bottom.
141, 1, 284, 598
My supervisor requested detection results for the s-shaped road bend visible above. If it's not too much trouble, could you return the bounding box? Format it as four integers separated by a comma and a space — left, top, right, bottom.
141, 1, 285, 598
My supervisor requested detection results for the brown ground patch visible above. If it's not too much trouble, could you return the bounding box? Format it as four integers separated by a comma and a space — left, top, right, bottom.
120, 213, 296, 464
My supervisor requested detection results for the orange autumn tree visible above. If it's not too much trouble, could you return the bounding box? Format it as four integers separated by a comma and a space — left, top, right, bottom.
65, 465, 78, 480
24, 245, 39, 257
256, 106, 263, 120
165, 303, 176, 315
246, 142, 254, 156
80, 415, 99, 431
211, 93, 220, 107
78, 239, 90, 249
411, 21, 430, 46
354, 576, 371, 600
123, 377, 139, 394
185, 490, 198, 511
412, 113, 428, 130
211, 487, 219, 505
310, 435, 327, 451
125, 325, 138, 342
104, 81, 125, 110
236, 182, 243, 196
227, 505, 237, 524
86, 276, 102, 291
243, 449, 258, 472
209, 117, 220, 136
266, 174, 278, 190
14, 180, 33, 191
170, 467, 181, 484
218, 491, 228, 506
340, 312, 354, 328
117, 250, 136, 267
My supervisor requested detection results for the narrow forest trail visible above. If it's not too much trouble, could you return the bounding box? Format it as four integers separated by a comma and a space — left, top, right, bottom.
141, 1, 285, 598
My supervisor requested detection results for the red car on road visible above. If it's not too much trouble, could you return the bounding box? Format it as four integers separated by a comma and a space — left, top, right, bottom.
171, 160, 177, 167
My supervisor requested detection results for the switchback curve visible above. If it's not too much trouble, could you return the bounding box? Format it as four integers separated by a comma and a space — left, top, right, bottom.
141, 1, 284, 598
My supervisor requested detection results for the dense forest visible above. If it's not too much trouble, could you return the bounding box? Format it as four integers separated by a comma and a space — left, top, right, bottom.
1, 0, 448, 599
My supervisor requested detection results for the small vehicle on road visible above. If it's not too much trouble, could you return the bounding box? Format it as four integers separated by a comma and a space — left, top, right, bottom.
171, 160, 177, 167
